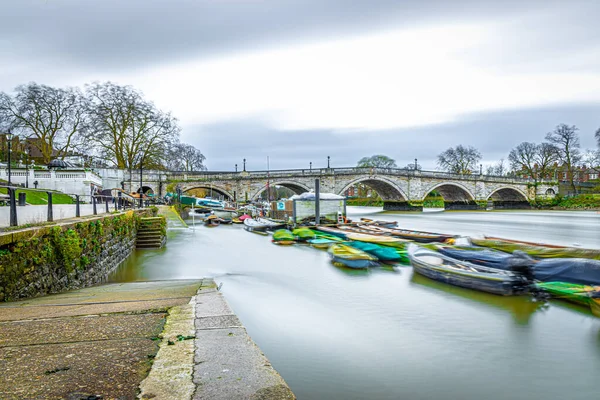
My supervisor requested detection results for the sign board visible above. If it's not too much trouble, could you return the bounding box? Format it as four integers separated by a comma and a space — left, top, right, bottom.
277, 201, 285, 210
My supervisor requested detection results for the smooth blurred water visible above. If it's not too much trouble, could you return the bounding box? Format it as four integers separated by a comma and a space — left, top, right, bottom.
109, 208, 600, 400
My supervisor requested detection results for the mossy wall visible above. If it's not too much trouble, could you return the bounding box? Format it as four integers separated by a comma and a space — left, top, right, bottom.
0, 210, 152, 302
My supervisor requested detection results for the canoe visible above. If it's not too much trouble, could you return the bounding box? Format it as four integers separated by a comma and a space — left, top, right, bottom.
232, 218, 243, 224
213, 209, 238, 219
407, 244, 532, 296
317, 227, 409, 248
537, 282, 600, 316
484, 236, 567, 248
328, 244, 379, 269
292, 228, 316, 241
308, 238, 339, 249
272, 229, 296, 243
347, 241, 408, 264
471, 238, 600, 260
356, 225, 454, 243
359, 218, 398, 228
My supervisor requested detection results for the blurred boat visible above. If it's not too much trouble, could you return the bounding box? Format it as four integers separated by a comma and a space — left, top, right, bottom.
347, 241, 408, 264
537, 282, 600, 317
328, 243, 379, 269
243, 217, 286, 232
355, 225, 454, 243
317, 227, 408, 248
292, 228, 316, 242
471, 238, 600, 260
272, 229, 296, 245
407, 244, 532, 296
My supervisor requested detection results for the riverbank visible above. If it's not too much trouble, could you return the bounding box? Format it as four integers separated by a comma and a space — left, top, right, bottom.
0, 278, 294, 399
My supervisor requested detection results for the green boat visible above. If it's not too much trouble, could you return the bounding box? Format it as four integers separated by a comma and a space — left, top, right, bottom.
347, 241, 409, 264
537, 282, 600, 316
471, 238, 600, 260
292, 228, 316, 242
272, 229, 296, 245
328, 243, 379, 269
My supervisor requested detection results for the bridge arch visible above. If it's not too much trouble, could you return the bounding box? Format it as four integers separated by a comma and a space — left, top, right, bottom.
487, 187, 528, 202
182, 184, 234, 201
422, 182, 475, 202
338, 176, 407, 201
251, 180, 311, 200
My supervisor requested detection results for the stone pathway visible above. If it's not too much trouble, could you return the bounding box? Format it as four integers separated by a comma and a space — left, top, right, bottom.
0, 280, 202, 400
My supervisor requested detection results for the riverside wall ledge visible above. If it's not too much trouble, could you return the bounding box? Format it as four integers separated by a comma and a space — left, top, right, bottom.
0, 278, 294, 400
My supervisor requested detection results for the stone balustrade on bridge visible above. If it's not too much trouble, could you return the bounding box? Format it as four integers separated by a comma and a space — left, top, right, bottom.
115, 167, 558, 211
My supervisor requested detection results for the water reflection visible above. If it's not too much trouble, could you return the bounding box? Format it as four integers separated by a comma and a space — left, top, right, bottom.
409, 271, 545, 324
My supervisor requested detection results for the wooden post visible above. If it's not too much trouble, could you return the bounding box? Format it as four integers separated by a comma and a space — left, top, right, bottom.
8, 188, 17, 227
47, 192, 53, 222
75, 195, 80, 217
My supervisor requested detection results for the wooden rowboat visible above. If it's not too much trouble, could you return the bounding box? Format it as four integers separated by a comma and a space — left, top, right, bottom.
328, 243, 379, 269
407, 244, 531, 296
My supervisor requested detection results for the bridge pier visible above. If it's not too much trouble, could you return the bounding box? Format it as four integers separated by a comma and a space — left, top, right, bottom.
488, 200, 532, 210
443, 201, 481, 211
383, 201, 423, 212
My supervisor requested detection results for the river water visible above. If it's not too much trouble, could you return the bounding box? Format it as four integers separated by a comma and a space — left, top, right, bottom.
109, 208, 600, 400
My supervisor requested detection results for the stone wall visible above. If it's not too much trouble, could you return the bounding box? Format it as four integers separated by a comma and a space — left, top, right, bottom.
0, 209, 151, 302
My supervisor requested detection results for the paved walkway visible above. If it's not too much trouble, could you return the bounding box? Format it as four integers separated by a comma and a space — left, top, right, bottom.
0, 279, 295, 400
0, 280, 202, 400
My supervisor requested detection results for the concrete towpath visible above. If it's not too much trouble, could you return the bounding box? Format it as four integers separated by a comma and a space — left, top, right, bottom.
0, 278, 295, 399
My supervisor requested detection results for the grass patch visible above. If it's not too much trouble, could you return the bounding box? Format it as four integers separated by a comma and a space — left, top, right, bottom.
0, 188, 74, 205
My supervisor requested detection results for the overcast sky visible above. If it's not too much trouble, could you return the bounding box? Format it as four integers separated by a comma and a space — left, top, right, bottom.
2, 0, 599, 170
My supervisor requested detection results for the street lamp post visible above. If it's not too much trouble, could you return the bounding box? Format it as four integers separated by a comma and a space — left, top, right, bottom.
139, 153, 145, 208
235, 164, 238, 172
327, 156, 330, 169
309, 162, 312, 171
24, 148, 29, 188
243, 158, 246, 171
5, 130, 14, 186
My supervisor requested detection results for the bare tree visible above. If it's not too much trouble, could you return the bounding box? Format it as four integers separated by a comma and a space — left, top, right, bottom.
545, 124, 581, 192
596, 127, 600, 148
536, 142, 559, 181
584, 149, 600, 168
437, 145, 481, 174
84, 82, 180, 169
486, 159, 506, 176
508, 142, 537, 179
0, 83, 85, 163
165, 143, 207, 171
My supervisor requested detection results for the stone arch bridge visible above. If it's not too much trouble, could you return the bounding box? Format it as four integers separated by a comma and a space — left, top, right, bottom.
127, 167, 557, 211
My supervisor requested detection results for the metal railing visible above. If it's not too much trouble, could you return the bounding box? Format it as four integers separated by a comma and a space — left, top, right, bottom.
0, 185, 150, 228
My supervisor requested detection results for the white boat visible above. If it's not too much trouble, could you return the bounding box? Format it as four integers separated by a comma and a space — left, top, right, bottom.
212, 209, 238, 219
243, 218, 286, 232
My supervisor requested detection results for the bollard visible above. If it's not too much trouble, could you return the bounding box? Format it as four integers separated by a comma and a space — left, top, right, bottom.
75, 195, 80, 217
114, 198, 118, 212
92, 196, 97, 215
47, 192, 53, 222
18, 192, 26, 206
315, 178, 320, 225
105, 198, 109, 213
8, 188, 18, 227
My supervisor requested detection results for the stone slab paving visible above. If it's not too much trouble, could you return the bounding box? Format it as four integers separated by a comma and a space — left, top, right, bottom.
0, 280, 202, 400
193, 279, 295, 400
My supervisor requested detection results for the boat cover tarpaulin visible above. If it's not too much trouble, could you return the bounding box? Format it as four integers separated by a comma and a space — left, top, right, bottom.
532, 259, 600, 286
437, 248, 514, 269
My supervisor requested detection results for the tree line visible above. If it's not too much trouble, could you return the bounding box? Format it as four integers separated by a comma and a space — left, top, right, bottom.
357, 123, 600, 192
0, 82, 206, 172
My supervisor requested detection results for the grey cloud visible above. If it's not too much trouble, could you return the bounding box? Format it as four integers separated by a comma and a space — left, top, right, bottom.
187, 103, 600, 171
1, 0, 584, 78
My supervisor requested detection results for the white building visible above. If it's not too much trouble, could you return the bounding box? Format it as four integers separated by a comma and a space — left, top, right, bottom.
1, 167, 103, 198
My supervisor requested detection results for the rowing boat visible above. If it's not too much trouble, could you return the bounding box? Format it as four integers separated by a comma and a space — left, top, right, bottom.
356, 225, 454, 243
407, 244, 531, 296
471, 238, 600, 260
328, 243, 379, 269
537, 282, 600, 316
316, 227, 408, 248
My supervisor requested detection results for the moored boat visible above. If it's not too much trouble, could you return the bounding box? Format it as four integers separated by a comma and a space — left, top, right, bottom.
357, 225, 454, 243
328, 243, 379, 269
407, 244, 532, 296
292, 228, 316, 242
317, 226, 409, 248
272, 229, 296, 245
470, 238, 600, 260
243, 217, 287, 232
347, 241, 408, 264
537, 282, 600, 316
